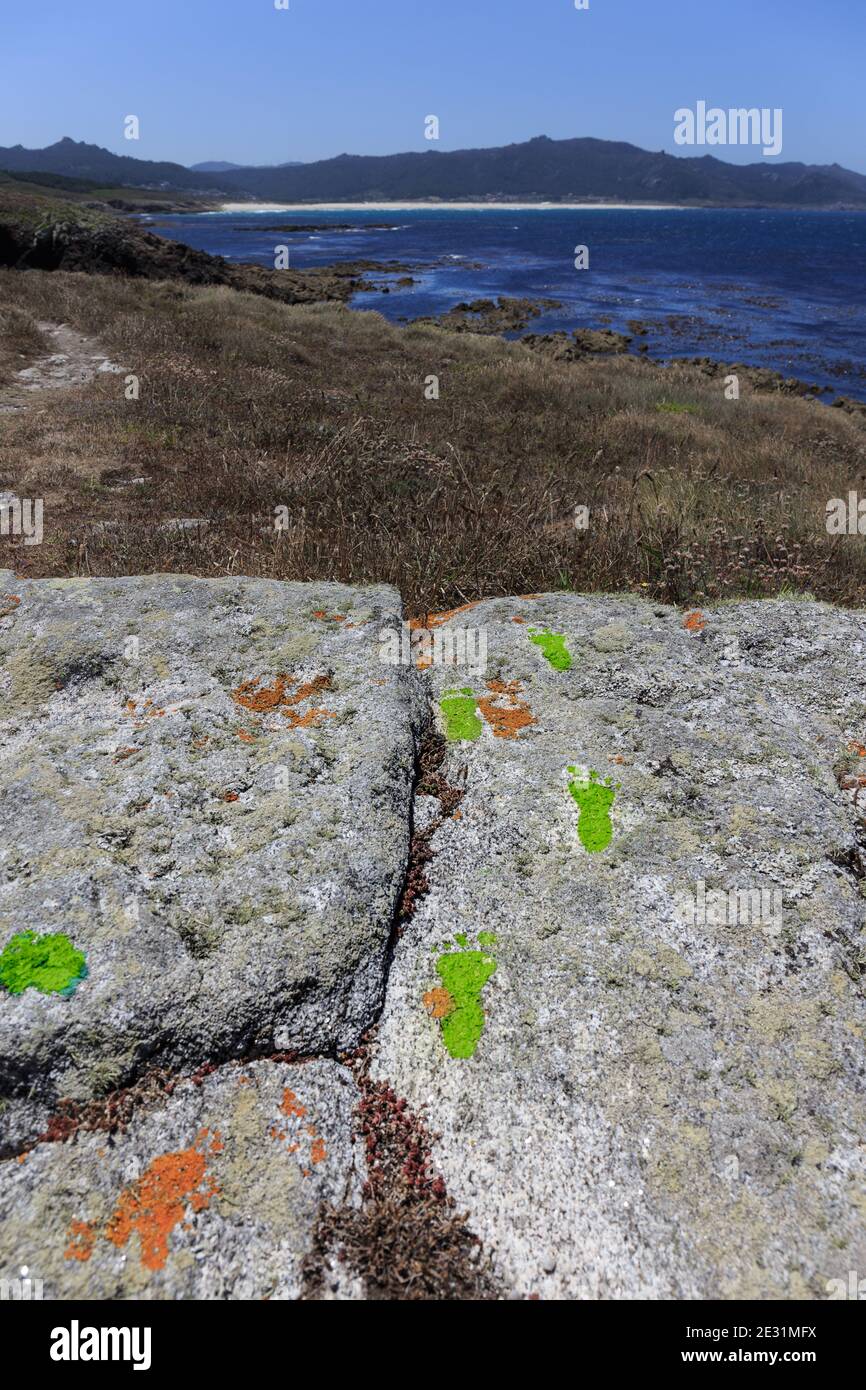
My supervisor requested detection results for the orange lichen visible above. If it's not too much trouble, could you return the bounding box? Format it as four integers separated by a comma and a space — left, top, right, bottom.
113, 747, 140, 763
279, 676, 335, 727
486, 679, 523, 699
477, 679, 536, 740
408, 601, 480, 631
237, 729, 257, 743
511, 616, 526, 624
231, 674, 294, 713
124, 698, 166, 721
423, 986, 456, 1020
286, 707, 335, 729
64, 1220, 96, 1263
476, 701, 535, 739
231, 673, 334, 728
280, 1088, 307, 1119
273, 1088, 327, 1173
198, 1127, 223, 1155
847, 741, 866, 756
683, 610, 707, 632
287, 675, 333, 705
0, 594, 21, 618
105, 1145, 219, 1272
192, 736, 209, 749
406, 606, 482, 667
223, 791, 239, 803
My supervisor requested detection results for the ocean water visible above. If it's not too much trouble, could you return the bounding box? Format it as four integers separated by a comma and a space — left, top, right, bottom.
148, 207, 866, 400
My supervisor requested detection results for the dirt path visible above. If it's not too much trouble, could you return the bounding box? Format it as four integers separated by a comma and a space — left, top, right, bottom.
0, 321, 127, 414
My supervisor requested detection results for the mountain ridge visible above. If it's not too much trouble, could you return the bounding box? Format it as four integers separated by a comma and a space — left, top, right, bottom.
2, 134, 865, 206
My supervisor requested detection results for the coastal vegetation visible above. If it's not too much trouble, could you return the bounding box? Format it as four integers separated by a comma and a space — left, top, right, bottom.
1, 187, 865, 613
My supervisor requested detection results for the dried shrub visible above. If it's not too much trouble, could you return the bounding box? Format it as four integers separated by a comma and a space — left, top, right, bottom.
303, 1053, 499, 1300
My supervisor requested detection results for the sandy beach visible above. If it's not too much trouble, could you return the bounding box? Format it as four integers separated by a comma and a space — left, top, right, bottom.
215, 200, 690, 214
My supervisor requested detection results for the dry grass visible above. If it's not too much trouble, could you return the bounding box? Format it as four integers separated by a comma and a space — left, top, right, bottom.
1, 265, 865, 613
0, 302, 47, 384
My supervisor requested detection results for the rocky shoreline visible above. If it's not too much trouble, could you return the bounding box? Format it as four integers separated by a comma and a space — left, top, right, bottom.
0, 206, 386, 306
2, 196, 860, 407
407, 294, 861, 407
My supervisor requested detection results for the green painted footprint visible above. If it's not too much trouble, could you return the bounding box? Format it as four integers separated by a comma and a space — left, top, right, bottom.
0, 930, 88, 997
567, 768, 618, 852
439, 687, 482, 742
429, 932, 497, 1058
529, 629, 572, 671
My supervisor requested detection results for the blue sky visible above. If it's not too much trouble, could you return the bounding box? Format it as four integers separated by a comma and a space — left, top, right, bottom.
2, 0, 863, 171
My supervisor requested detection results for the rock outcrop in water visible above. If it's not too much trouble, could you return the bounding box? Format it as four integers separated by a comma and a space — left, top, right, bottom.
0, 209, 377, 304
1, 577, 864, 1299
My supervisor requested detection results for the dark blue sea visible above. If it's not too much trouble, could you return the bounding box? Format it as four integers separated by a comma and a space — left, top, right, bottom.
148, 207, 866, 401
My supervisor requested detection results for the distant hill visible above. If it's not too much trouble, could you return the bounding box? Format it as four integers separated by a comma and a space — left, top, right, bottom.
190, 160, 304, 172
2, 134, 865, 207
0, 137, 225, 192
189, 161, 244, 173
218, 136, 866, 206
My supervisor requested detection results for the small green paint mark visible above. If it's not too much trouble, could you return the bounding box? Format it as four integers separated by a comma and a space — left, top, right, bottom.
567, 768, 618, 853
0, 931, 88, 997
529, 629, 572, 671
454, 932, 468, 947
434, 941, 497, 1058
477, 931, 497, 948
439, 687, 482, 742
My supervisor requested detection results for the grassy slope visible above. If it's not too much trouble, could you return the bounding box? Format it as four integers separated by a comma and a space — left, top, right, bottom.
0, 169, 220, 212
0, 209, 864, 613
0, 176, 115, 229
